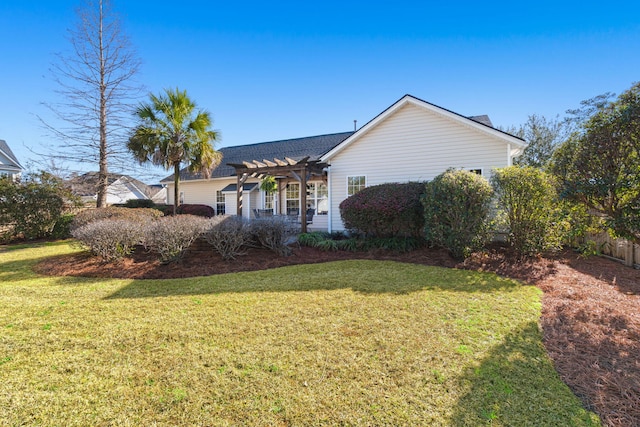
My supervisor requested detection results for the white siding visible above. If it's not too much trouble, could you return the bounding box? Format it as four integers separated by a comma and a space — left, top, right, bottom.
327, 103, 510, 231
167, 178, 236, 209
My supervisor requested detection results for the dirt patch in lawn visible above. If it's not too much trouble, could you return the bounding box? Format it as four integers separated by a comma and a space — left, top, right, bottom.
36, 244, 640, 426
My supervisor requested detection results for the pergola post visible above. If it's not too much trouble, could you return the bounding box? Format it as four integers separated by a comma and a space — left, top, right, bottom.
300, 165, 308, 233
236, 173, 248, 217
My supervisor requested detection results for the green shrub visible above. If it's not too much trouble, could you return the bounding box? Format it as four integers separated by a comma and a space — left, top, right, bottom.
72, 219, 144, 261
359, 236, 425, 252
298, 232, 423, 253
153, 204, 175, 216
249, 216, 297, 256
124, 199, 156, 209
177, 204, 215, 218
143, 215, 210, 263
422, 169, 493, 260
51, 213, 75, 239
71, 207, 162, 231
297, 232, 329, 247
203, 216, 252, 260
339, 182, 426, 238
0, 172, 79, 241
491, 166, 565, 256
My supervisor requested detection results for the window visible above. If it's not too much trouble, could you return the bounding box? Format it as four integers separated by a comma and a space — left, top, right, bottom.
285, 183, 300, 214
216, 190, 225, 215
264, 192, 275, 212
347, 176, 366, 196
179, 191, 185, 204
305, 182, 328, 215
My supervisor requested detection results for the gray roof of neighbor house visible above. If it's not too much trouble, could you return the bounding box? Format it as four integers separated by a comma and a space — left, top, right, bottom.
0, 139, 23, 170
468, 115, 494, 127
161, 131, 354, 183
66, 172, 163, 199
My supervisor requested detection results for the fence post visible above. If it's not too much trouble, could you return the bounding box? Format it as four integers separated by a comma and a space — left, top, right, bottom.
625, 240, 634, 267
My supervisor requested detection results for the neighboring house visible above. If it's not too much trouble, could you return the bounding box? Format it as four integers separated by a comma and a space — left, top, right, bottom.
0, 139, 23, 180
162, 94, 526, 232
67, 172, 166, 205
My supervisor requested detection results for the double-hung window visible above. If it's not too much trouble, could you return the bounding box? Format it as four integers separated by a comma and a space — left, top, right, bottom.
216, 190, 225, 215
285, 183, 300, 214
347, 176, 366, 196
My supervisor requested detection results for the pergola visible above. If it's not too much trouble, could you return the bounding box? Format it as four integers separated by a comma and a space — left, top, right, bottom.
227, 156, 328, 233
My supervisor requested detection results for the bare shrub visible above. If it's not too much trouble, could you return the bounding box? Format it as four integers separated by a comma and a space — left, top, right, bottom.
72, 219, 144, 261
143, 215, 209, 263
71, 207, 162, 231
203, 216, 252, 260
249, 216, 297, 256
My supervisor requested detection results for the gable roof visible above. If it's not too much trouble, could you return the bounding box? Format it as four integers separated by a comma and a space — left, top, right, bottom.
0, 139, 23, 171
161, 132, 354, 183
66, 172, 162, 199
320, 94, 526, 162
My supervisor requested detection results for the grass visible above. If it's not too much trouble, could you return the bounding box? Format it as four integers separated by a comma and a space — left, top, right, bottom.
0, 242, 600, 426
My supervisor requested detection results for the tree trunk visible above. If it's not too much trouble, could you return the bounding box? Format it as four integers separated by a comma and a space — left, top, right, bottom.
173, 162, 180, 215
96, 0, 108, 208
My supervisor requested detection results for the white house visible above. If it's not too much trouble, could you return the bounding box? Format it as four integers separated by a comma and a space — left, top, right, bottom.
162, 95, 526, 232
0, 139, 23, 180
67, 172, 166, 205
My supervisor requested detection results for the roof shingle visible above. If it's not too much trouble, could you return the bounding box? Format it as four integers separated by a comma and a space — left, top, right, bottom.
161, 131, 353, 183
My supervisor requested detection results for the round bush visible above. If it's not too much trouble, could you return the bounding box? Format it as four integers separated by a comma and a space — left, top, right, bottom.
143, 215, 210, 263
339, 182, 426, 238
422, 169, 493, 260
491, 166, 565, 256
72, 219, 145, 261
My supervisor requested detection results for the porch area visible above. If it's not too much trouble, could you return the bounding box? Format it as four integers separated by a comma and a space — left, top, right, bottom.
228, 156, 329, 233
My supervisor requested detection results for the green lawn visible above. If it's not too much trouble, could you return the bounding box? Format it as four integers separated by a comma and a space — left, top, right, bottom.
0, 242, 600, 426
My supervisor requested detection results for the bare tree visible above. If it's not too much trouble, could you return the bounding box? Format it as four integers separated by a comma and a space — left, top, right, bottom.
40, 0, 141, 207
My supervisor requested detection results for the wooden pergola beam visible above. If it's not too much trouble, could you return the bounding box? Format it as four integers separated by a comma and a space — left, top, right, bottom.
227, 157, 328, 233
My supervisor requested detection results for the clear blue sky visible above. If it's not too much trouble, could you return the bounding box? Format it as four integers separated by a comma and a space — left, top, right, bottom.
1, 0, 638, 181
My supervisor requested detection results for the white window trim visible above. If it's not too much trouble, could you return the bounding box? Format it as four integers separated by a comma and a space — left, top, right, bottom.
346, 175, 367, 196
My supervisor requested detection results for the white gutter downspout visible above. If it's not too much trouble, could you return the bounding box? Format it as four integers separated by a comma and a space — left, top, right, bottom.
507, 143, 512, 167
326, 165, 332, 233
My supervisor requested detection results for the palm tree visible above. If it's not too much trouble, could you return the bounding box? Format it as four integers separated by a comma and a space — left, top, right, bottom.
128, 88, 221, 214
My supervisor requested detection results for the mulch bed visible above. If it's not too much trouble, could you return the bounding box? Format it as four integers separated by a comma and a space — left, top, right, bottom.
35, 244, 640, 426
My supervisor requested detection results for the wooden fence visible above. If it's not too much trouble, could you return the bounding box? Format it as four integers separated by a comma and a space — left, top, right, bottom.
582, 232, 640, 268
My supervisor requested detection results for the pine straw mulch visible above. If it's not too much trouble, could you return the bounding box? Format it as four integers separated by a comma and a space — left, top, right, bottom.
36, 244, 640, 427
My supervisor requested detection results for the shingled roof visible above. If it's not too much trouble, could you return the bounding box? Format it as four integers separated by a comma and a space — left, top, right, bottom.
468, 115, 494, 127
0, 139, 23, 170
161, 131, 354, 183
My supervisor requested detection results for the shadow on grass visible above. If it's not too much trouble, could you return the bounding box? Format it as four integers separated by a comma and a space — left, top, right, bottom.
0, 239, 73, 252
0, 240, 77, 282
104, 260, 522, 299
451, 321, 600, 426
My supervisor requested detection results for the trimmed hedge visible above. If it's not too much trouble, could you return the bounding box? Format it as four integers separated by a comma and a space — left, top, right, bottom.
177, 204, 216, 218
143, 215, 210, 263
72, 219, 145, 261
204, 216, 252, 260
124, 199, 156, 209
339, 182, 426, 238
249, 216, 297, 256
422, 169, 493, 260
71, 207, 163, 231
